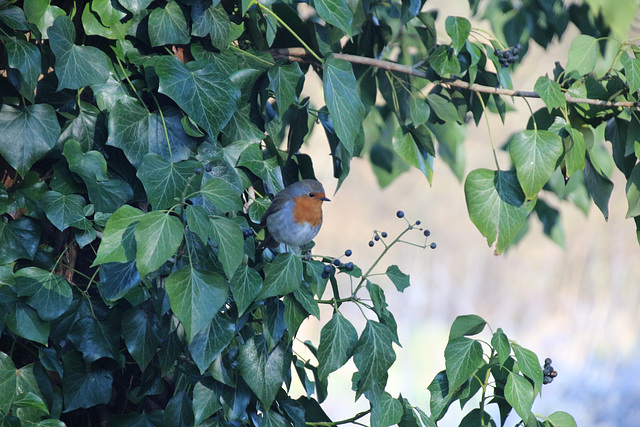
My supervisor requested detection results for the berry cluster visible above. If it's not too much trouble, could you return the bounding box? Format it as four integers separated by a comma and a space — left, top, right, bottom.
321, 249, 355, 279
242, 228, 255, 239
193, 164, 213, 175
367, 211, 436, 249
542, 358, 558, 385
494, 44, 522, 68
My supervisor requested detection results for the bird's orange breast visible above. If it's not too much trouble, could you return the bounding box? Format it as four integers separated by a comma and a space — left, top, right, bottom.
292, 194, 324, 227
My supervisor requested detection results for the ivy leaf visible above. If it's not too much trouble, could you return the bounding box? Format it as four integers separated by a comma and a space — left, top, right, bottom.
118, 0, 152, 13
565, 35, 598, 76
209, 217, 243, 278
238, 336, 288, 408
584, 155, 614, 221
154, 57, 240, 137
193, 379, 222, 424
426, 93, 461, 123
444, 337, 484, 393
267, 62, 304, 115
626, 164, 640, 218
448, 314, 486, 339
564, 126, 586, 177
317, 312, 358, 381
93, 205, 145, 265
0, 6, 28, 30
504, 372, 534, 421
392, 126, 434, 184
98, 261, 141, 301
121, 304, 161, 370
23, 0, 65, 38
4, 36, 41, 102
14, 267, 73, 321
621, 52, 640, 93
352, 320, 396, 397
42, 191, 87, 231
67, 302, 120, 362
445, 16, 471, 54
491, 328, 511, 366
107, 101, 197, 167
58, 103, 103, 152
385, 265, 410, 292
0, 354, 46, 414
7, 302, 50, 345
512, 343, 543, 396
134, 211, 184, 277
188, 313, 235, 373
534, 76, 566, 111
237, 144, 284, 193
137, 153, 201, 210
48, 16, 109, 90
62, 351, 113, 412
148, 1, 190, 46
230, 265, 263, 315
547, 411, 578, 427
0, 217, 40, 264
192, 3, 230, 48
200, 177, 243, 213
464, 169, 536, 254
257, 253, 303, 300
186, 204, 212, 243
163, 391, 195, 426
313, 0, 353, 37
0, 104, 60, 178
368, 390, 403, 427
429, 45, 461, 77
165, 267, 228, 342
323, 56, 365, 156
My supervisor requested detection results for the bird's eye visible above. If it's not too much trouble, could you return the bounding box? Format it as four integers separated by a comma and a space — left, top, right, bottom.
308, 192, 315, 197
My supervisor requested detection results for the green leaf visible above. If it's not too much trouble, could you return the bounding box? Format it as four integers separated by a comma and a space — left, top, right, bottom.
0, 6, 28, 30
4, 36, 41, 102
42, 191, 86, 231
491, 329, 511, 366
98, 260, 141, 301
369, 390, 403, 427
188, 313, 235, 373
155, 57, 240, 137
385, 265, 410, 292
0, 354, 46, 414
0, 217, 40, 264
547, 411, 577, 427
67, 301, 120, 361
164, 391, 195, 427
134, 211, 184, 277
48, 16, 109, 90
118, 0, 152, 13
448, 314, 486, 339
429, 45, 461, 77
6, 302, 49, 345
148, 1, 190, 46
324, 56, 365, 155
313, 0, 353, 37
464, 169, 536, 254
121, 304, 161, 370
352, 320, 396, 397
238, 337, 288, 408
504, 372, 534, 421
512, 343, 543, 396
534, 76, 566, 111
165, 267, 228, 342
392, 126, 434, 184
509, 129, 563, 199
14, 267, 72, 321
268, 62, 304, 115
210, 217, 244, 278
237, 144, 284, 193
621, 52, 640, 93
23, 0, 65, 38
62, 139, 108, 182
426, 93, 461, 123
317, 312, 358, 380
81, 4, 130, 40
565, 34, 598, 76
186, 204, 212, 243
427, 371, 463, 421
193, 379, 222, 424
444, 337, 484, 392
58, 103, 103, 152
445, 16, 471, 54
230, 265, 262, 315
257, 252, 303, 300
13, 391, 49, 413
626, 164, 640, 218
62, 351, 113, 412
107, 101, 197, 167
93, 205, 145, 265
564, 126, 586, 177
584, 155, 614, 221
192, 3, 230, 48
200, 177, 243, 213
0, 104, 60, 178
137, 153, 201, 210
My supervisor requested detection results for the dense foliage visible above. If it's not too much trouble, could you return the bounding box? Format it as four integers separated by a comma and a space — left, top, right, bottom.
0, 0, 637, 425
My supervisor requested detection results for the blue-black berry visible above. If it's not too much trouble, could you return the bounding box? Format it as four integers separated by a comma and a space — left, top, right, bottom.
345, 249, 352, 257
242, 228, 255, 238
368, 240, 375, 247
544, 358, 552, 366
374, 235, 380, 241
396, 210, 405, 218
204, 164, 213, 173
381, 231, 388, 238
194, 167, 203, 175
423, 229, 431, 237
415, 220, 421, 225
345, 262, 354, 271
323, 264, 332, 274
321, 271, 330, 279
332, 258, 341, 266
430, 242, 437, 249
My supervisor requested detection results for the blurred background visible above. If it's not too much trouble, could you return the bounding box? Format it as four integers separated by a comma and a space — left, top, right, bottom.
290, 1, 640, 425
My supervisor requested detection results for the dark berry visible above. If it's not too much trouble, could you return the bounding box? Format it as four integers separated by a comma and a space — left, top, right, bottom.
494, 49, 502, 57
321, 271, 330, 279
543, 376, 553, 385
396, 210, 405, 218
500, 58, 510, 68
543, 366, 553, 375
415, 220, 421, 225
368, 240, 375, 247
381, 231, 388, 238
544, 358, 552, 366
345, 262, 354, 271
242, 228, 255, 238
374, 235, 380, 241
550, 370, 558, 378
430, 242, 437, 249
323, 265, 332, 274
332, 258, 341, 266
503, 50, 513, 60
345, 249, 352, 257
194, 167, 203, 175
515, 43, 523, 51
423, 229, 431, 237
204, 164, 213, 173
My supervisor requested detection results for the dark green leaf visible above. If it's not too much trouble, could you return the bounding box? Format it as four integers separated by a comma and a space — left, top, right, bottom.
459, 408, 496, 427
238, 337, 288, 408
186, 204, 212, 243
163, 390, 195, 427
491, 328, 511, 366
137, 153, 201, 210
584, 155, 614, 221
148, 1, 190, 46
58, 103, 103, 152
42, 191, 86, 231
210, 217, 244, 278
509, 129, 563, 198
385, 265, 410, 292
155, 57, 240, 137
444, 337, 484, 392
293, 283, 319, 319
0, 104, 60, 178
93, 205, 145, 265
547, 411, 577, 427
427, 371, 462, 421
193, 3, 231, 48
464, 169, 536, 254
429, 46, 461, 77
324, 57, 365, 155
268, 62, 304, 115
448, 314, 486, 339
0, 353, 46, 414
48, 16, 109, 90
0, 6, 28, 30
193, 379, 222, 424
564, 126, 586, 177
565, 35, 597, 76
121, 304, 161, 370
0, 217, 40, 264
369, 390, 403, 427
118, 0, 152, 13
189, 313, 235, 373
426, 93, 460, 123
165, 267, 228, 342
200, 177, 243, 213
626, 164, 640, 218
534, 76, 566, 111
14, 267, 72, 321
445, 16, 471, 54
621, 52, 640, 93
314, 0, 353, 37
6, 302, 49, 345
67, 303, 120, 361
317, 312, 358, 380
23, 0, 65, 38
98, 261, 141, 301
257, 252, 303, 299
504, 372, 534, 421
4, 36, 41, 101
230, 265, 263, 315
237, 144, 284, 193
392, 126, 434, 184
62, 350, 113, 412
134, 211, 184, 277
352, 320, 396, 397
512, 343, 542, 396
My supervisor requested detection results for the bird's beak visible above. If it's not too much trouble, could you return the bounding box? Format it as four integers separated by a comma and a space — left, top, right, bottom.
321, 196, 331, 202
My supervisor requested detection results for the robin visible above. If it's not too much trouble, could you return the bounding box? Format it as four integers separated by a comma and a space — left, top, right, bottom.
260, 179, 330, 250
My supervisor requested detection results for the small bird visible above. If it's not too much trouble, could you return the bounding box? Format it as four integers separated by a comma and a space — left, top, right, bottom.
260, 179, 330, 249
